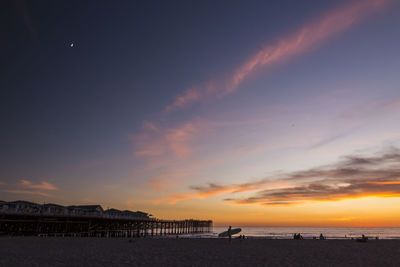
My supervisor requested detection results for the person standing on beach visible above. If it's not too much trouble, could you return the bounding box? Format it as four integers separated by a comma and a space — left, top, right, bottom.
228, 226, 232, 243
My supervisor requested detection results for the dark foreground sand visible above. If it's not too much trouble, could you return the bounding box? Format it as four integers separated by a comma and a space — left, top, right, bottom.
1, 237, 400, 267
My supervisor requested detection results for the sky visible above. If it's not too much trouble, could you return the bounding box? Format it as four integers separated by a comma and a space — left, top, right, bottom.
1, 0, 400, 226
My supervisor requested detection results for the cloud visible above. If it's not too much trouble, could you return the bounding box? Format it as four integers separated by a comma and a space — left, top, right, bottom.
131, 118, 215, 159
157, 147, 400, 205
231, 182, 400, 206
3, 190, 51, 197
165, 87, 203, 112
20, 180, 58, 191
158, 180, 291, 204
226, 147, 400, 205
310, 133, 350, 149
166, 0, 389, 111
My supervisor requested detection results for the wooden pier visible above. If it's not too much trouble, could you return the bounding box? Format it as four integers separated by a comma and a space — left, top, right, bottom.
0, 200, 212, 238
0, 213, 212, 237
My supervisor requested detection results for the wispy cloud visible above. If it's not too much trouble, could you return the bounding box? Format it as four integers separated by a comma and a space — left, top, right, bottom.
226, 147, 400, 205
156, 147, 400, 205
131, 120, 200, 158
103, 184, 119, 189
155, 180, 291, 204
310, 133, 350, 149
20, 180, 58, 191
166, 0, 389, 111
3, 190, 51, 197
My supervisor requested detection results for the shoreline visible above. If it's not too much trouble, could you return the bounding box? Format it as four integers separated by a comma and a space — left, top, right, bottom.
2, 234, 399, 240
1, 237, 400, 266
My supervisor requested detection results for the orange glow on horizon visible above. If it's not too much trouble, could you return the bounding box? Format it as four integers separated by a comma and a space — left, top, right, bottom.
138, 195, 400, 227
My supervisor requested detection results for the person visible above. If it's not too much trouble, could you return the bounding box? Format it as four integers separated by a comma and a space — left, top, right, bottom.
294, 233, 303, 240
319, 233, 325, 240
228, 226, 232, 243
356, 234, 368, 242
362, 234, 368, 241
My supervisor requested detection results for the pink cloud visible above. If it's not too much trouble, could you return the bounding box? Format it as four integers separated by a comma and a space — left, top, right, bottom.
131, 119, 206, 159
132, 104, 329, 194
166, 0, 389, 111
165, 87, 203, 112
21, 180, 58, 191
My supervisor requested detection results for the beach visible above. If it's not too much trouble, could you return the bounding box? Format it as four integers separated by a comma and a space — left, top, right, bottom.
1, 237, 400, 267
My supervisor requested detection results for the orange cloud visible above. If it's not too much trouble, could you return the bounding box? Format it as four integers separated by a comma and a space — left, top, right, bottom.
366, 181, 400, 185
154, 180, 290, 204
166, 0, 389, 111
152, 147, 400, 205
21, 180, 58, 191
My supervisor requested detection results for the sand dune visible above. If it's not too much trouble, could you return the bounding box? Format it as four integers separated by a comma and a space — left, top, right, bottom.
1, 237, 399, 266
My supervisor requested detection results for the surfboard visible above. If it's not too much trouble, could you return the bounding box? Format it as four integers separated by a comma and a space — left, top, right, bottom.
218, 228, 241, 237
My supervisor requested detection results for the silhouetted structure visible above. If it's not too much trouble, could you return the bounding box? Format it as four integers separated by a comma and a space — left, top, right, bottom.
0, 200, 212, 237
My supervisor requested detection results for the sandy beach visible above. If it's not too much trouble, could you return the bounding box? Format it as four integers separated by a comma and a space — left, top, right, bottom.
1, 237, 400, 267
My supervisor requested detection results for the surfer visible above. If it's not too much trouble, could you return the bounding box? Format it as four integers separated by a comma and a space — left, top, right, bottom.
228, 226, 232, 242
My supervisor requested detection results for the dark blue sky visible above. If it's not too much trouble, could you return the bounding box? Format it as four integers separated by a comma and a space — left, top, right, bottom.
1, 0, 351, 176
1, 0, 400, 225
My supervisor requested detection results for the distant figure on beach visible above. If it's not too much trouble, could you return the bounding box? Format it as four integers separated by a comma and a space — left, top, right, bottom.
357, 234, 368, 242
319, 234, 325, 240
228, 226, 232, 242
293, 233, 303, 240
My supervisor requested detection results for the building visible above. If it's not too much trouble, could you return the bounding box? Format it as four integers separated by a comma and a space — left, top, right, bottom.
67, 205, 104, 217
42, 203, 67, 215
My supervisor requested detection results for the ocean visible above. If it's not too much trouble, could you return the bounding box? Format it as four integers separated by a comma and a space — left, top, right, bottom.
192, 226, 400, 239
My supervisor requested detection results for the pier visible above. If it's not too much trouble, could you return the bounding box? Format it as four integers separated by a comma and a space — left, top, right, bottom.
0, 201, 213, 237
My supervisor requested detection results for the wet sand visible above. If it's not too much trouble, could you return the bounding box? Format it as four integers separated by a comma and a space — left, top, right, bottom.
1, 237, 399, 266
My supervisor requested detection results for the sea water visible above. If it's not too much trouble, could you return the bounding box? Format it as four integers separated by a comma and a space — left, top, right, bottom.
189, 227, 400, 239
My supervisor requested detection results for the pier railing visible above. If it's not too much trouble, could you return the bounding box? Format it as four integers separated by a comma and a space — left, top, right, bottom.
0, 211, 213, 237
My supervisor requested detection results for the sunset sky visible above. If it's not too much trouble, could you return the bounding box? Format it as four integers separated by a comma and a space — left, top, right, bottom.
2, 0, 400, 226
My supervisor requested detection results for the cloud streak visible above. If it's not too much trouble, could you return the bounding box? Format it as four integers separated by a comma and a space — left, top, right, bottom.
226, 147, 400, 205
3, 190, 51, 197
20, 180, 58, 191
166, 0, 389, 112
156, 180, 291, 204
157, 147, 400, 205
131, 120, 200, 158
